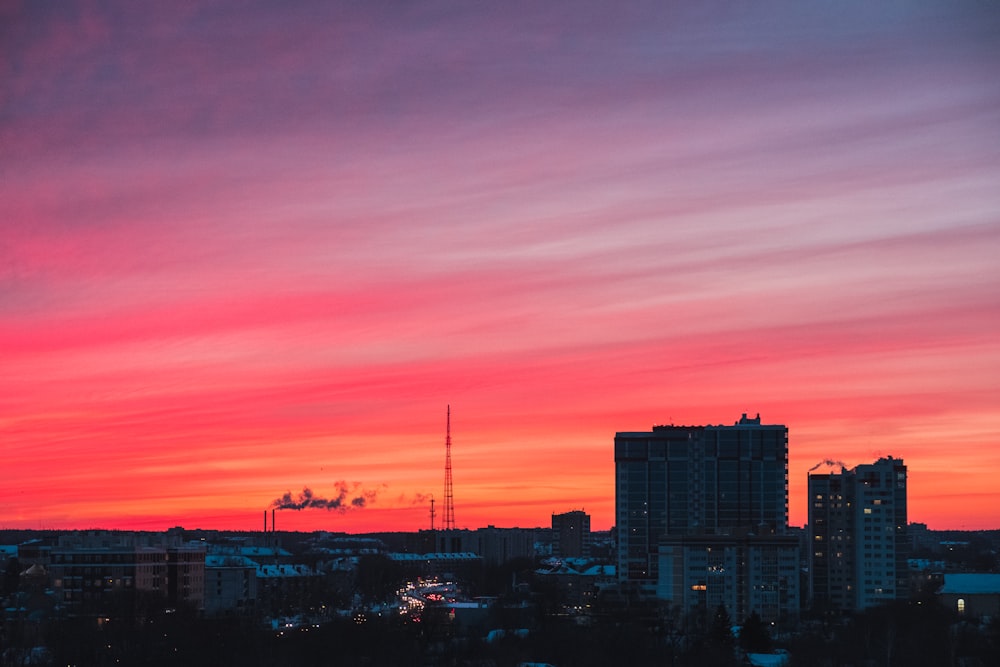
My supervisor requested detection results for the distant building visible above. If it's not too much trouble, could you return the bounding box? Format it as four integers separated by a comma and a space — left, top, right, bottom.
552, 510, 591, 558
658, 531, 800, 625
431, 527, 541, 565
388, 551, 482, 581
938, 573, 1000, 618
255, 562, 322, 614
26, 532, 207, 617
535, 558, 615, 608
808, 456, 908, 611
49, 546, 170, 615
166, 546, 205, 610
0, 545, 17, 568
204, 555, 258, 617
615, 414, 789, 597
909, 521, 932, 552
476, 526, 540, 565
16, 540, 52, 567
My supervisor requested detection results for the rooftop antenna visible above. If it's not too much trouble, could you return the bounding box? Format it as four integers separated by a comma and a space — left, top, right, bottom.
430, 495, 436, 532
443, 405, 455, 531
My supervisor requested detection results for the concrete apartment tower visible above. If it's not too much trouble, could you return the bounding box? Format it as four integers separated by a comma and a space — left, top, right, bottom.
808, 456, 908, 611
614, 414, 797, 624
552, 510, 591, 558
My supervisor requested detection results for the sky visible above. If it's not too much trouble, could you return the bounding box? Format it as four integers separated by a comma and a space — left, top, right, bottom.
2, 1, 999, 534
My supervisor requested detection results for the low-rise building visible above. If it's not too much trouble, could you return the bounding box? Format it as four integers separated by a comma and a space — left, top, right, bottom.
256, 562, 322, 615
204, 555, 258, 617
49, 546, 169, 615
938, 573, 1000, 619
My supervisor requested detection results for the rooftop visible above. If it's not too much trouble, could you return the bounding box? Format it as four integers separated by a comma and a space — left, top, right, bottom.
939, 573, 1000, 595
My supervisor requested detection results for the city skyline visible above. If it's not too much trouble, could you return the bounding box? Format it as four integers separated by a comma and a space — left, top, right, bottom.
3, 1, 1000, 533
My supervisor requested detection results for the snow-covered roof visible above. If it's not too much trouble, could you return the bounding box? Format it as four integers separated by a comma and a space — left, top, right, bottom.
205, 555, 257, 568
256, 563, 317, 578
21, 563, 47, 577
536, 563, 580, 576
939, 573, 1000, 595
536, 563, 615, 577
388, 552, 480, 561
205, 544, 292, 558
746, 651, 789, 667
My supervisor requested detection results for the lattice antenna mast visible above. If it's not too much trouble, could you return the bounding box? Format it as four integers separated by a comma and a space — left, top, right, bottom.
443, 405, 455, 530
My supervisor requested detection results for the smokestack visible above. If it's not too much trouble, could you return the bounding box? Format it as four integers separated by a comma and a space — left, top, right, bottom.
264, 509, 267, 533
272, 508, 276, 534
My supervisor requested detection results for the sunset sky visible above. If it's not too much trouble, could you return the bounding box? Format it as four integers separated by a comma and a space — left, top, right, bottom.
3, 1, 999, 534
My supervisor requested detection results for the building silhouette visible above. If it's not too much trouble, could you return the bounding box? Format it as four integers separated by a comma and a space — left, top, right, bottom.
658, 531, 800, 625
808, 456, 908, 611
430, 526, 542, 565
615, 413, 789, 596
552, 510, 591, 558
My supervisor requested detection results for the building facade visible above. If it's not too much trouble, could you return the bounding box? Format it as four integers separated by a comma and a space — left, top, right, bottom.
615, 413, 789, 596
807, 469, 854, 611
48, 546, 169, 615
658, 532, 800, 625
431, 527, 541, 565
204, 555, 258, 617
552, 510, 591, 559
166, 546, 206, 610
938, 573, 1000, 619
808, 456, 908, 611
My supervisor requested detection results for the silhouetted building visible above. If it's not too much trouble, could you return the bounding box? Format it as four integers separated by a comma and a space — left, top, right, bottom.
615, 413, 789, 596
432, 527, 540, 565
658, 530, 800, 625
32, 532, 208, 617
535, 558, 615, 608
255, 562, 323, 615
807, 466, 854, 611
49, 546, 169, 615
16, 539, 52, 567
204, 555, 258, 617
388, 551, 482, 580
0, 545, 17, 568
552, 510, 591, 558
166, 546, 205, 610
808, 456, 908, 611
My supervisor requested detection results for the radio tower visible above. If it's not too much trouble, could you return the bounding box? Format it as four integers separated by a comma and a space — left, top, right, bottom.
443, 405, 455, 531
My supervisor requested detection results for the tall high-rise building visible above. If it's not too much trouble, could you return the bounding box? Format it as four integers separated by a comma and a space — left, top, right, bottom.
615, 413, 789, 596
808, 456, 908, 611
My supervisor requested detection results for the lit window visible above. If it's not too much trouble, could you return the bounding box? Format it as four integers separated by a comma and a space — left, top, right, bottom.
957, 598, 965, 614
864, 508, 872, 515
